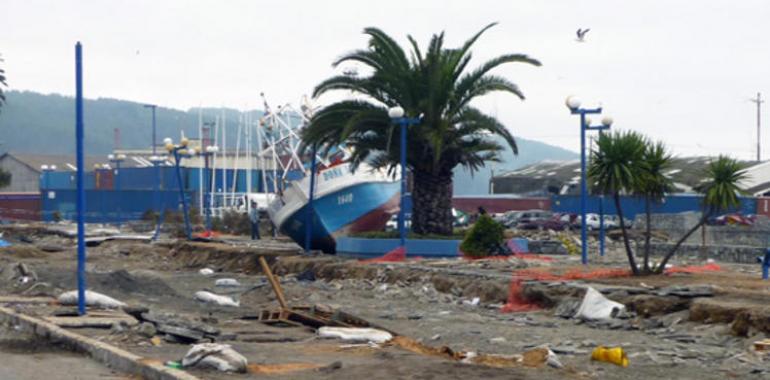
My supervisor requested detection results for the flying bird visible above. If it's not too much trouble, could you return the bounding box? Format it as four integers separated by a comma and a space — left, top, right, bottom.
576, 28, 590, 42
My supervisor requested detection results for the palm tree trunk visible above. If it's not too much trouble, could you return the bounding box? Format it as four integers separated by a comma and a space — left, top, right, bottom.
614, 192, 639, 275
411, 170, 454, 235
654, 212, 709, 273
643, 195, 652, 273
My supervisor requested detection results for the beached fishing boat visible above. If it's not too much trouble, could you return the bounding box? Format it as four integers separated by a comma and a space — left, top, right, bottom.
267, 162, 400, 253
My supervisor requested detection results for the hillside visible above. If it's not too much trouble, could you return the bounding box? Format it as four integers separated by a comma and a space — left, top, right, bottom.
0, 90, 577, 194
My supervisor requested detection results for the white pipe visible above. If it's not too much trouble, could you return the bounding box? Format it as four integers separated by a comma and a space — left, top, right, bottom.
198, 107, 203, 215
231, 113, 242, 202
221, 108, 227, 207
246, 110, 252, 195
211, 116, 219, 213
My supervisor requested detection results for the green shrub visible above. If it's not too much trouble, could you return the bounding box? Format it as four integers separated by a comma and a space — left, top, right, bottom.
459, 214, 504, 258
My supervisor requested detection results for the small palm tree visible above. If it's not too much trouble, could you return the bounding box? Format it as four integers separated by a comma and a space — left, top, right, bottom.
654, 156, 747, 273
637, 141, 674, 273
588, 131, 647, 275
302, 23, 540, 235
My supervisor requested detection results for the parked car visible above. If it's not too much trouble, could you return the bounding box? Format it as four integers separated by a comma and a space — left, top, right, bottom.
515, 210, 553, 230
539, 214, 570, 231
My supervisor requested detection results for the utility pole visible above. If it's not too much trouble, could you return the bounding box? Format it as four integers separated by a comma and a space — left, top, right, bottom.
751, 92, 763, 162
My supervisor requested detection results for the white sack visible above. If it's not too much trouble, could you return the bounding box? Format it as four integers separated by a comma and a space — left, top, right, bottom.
194, 291, 240, 307
58, 290, 126, 309
182, 343, 247, 372
318, 327, 393, 343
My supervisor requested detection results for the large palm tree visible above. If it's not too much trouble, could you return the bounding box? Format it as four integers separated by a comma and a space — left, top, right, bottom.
638, 141, 674, 273
588, 131, 647, 275
653, 156, 747, 273
301, 23, 540, 235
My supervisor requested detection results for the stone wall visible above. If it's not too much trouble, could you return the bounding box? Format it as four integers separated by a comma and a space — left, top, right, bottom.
642, 242, 764, 264
633, 212, 770, 246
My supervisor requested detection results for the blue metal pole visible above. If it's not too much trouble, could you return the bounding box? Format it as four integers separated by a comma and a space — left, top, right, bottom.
763, 249, 770, 280
173, 150, 192, 240
75, 42, 86, 316
399, 119, 407, 250
304, 145, 318, 253
580, 111, 588, 265
599, 195, 605, 256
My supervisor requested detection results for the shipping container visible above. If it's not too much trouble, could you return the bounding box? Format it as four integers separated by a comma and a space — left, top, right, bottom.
0, 192, 41, 221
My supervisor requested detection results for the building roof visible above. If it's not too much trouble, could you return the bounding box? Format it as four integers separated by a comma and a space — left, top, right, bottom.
493, 156, 759, 196
0, 152, 147, 173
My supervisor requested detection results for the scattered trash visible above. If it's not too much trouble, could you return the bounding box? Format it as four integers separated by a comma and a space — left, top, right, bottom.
318, 327, 393, 344
199, 268, 215, 276
182, 343, 248, 373
151, 336, 162, 346
574, 287, 625, 321
490, 337, 507, 343
463, 297, 480, 307
194, 291, 240, 307
0, 239, 11, 248
214, 278, 241, 287
545, 348, 564, 368
430, 334, 441, 341
753, 338, 770, 351
591, 346, 629, 367
296, 268, 316, 282
165, 361, 183, 370
58, 290, 127, 309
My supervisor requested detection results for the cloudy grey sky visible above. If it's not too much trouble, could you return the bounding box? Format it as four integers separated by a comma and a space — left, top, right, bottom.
3, 0, 770, 159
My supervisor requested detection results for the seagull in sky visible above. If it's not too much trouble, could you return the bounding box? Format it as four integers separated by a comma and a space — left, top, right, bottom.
576, 28, 590, 42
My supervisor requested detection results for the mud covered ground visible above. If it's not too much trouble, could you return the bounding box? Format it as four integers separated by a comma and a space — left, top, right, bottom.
0, 223, 768, 379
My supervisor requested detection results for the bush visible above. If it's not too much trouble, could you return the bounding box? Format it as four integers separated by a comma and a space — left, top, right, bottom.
459, 214, 504, 258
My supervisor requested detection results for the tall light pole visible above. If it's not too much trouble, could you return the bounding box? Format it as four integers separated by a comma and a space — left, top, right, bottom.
164, 136, 193, 240
388, 106, 421, 252
108, 153, 125, 226
751, 93, 763, 162
566, 96, 612, 265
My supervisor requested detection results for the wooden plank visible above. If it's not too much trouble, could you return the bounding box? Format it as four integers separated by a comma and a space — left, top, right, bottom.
259, 256, 288, 309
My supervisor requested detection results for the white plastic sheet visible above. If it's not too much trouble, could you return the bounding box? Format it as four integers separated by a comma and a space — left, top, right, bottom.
574, 287, 625, 321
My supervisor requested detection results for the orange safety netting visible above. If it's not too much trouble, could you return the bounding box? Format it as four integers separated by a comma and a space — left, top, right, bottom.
359, 246, 407, 264
501, 263, 724, 313
193, 230, 220, 239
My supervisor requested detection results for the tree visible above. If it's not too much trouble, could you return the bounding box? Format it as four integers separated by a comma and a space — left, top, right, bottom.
637, 141, 674, 273
301, 23, 540, 235
653, 156, 747, 273
0, 54, 6, 111
588, 131, 647, 275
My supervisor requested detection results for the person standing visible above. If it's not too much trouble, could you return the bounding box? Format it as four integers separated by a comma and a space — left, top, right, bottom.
249, 202, 260, 240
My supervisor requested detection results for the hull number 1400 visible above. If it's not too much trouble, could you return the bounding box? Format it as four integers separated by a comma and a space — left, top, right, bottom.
337, 193, 353, 205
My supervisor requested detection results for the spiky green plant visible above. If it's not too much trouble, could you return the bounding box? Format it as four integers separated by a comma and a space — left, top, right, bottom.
637, 140, 674, 272
654, 156, 747, 273
588, 131, 647, 275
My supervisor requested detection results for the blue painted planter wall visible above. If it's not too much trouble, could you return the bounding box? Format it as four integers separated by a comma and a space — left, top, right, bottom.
336, 237, 461, 258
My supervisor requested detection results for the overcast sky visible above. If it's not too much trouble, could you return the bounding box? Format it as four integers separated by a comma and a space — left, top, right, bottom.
3, 0, 770, 159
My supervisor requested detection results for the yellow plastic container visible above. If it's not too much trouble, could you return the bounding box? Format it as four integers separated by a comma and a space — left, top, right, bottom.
591, 346, 629, 367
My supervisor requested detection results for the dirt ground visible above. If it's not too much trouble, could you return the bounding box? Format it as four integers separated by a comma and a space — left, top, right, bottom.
0, 223, 769, 379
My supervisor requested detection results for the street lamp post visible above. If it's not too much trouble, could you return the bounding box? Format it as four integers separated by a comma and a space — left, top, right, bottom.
108, 153, 125, 226
388, 106, 421, 252
165, 137, 193, 240
566, 96, 613, 265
